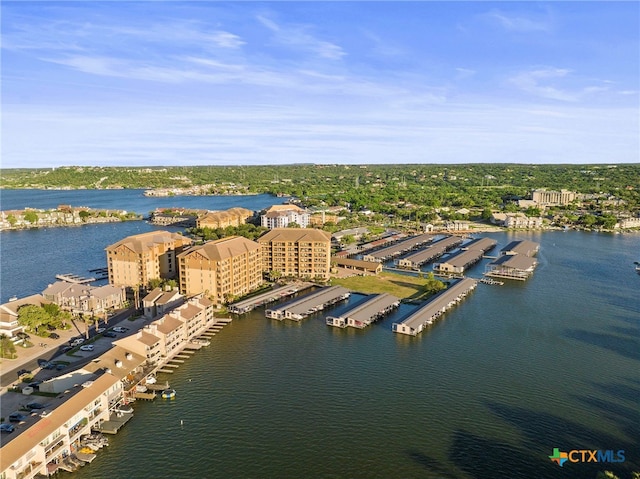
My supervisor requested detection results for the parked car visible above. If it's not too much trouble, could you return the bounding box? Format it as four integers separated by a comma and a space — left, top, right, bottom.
8, 413, 27, 422
25, 402, 46, 410
55, 363, 67, 370
46, 324, 57, 331
79, 345, 94, 352
16, 369, 31, 377
70, 338, 85, 347
96, 327, 106, 334
102, 331, 117, 338
112, 327, 128, 333
37, 359, 49, 367
0, 424, 15, 433
42, 362, 56, 370
16, 332, 30, 340
49, 332, 60, 339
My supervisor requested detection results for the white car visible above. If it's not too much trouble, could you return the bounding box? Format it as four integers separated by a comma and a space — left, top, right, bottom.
96, 328, 106, 334
79, 345, 94, 352
70, 338, 85, 347
112, 327, 128, 333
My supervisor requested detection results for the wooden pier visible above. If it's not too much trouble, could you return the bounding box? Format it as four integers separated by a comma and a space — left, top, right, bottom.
55, 273, 96, 284
96, 412, 134, 434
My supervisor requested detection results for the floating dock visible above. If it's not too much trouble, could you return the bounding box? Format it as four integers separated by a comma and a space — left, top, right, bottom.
229, 282, 314, 314
362, 234, 434, 262
326, 293, 400, 328
266, 286, 351, 321
55, 273, 96, 284
395, 236, 463, 269
392, 278, 477, 336
95, 412, 134, 434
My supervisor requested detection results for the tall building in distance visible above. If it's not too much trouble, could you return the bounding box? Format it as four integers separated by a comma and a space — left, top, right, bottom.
258, 228, 332, 280
106, 231, 193, 288
196, 207, 253, 229
531, 189, 577, 207
177, 236, 263, 304
260, 204, 311, 229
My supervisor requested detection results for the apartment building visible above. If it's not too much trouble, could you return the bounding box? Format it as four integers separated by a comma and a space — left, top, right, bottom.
42, 282, 126, 316
178, 236, 263, 304
257, 228, 332, 280
196, 207, 253, 229
0, 294, 50, 338
260, 204, 311, 229
531, 189, 577, 206
0, 372, 122, 479
105, 231, 193, 288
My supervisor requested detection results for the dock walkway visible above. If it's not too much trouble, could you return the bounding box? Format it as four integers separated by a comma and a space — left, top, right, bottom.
393, 278, 477, 336
326, 293, 400, 328
265, 286, 350, 321
229, 282, 314, 314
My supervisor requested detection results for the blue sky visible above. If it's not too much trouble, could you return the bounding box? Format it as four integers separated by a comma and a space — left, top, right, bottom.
2, 1, 638, 168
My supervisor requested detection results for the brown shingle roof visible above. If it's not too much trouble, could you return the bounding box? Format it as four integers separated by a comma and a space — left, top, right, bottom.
257, 228, 331, 243
178, 236, 260, 262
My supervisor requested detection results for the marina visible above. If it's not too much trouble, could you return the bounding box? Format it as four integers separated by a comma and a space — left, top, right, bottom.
432, 237, 496, 275
228, 281, 314, 314
326, 293, 400, 328
395, 235, 464, 269
265, 286, 351, 320
484, 240, 540, 281
361, 233, 434, 262
392, 278, 478, 336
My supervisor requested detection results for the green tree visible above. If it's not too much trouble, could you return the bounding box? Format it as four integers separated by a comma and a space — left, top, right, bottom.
23, 211, 38, 224
7, 215, 17, 226
17, 305, 50, 333
0, 334, 17, 359
79, 210, 91, 221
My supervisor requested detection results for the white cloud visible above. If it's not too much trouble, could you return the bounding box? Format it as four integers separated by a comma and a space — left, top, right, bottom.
485, 9, 552, 33
508, 68, 615, 103
256, 14, 346, 60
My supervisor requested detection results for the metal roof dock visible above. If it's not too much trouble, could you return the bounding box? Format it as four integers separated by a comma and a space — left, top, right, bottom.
326, 293, 400, 328
395, 236, 463, 269
392, 278, 477, 336
228, 282, 314, 314
265, 286, 351, 321
361, 234, 434, 262
461, 237, 497, 253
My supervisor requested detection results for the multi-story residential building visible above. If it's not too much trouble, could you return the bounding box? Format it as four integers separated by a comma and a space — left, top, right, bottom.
491, 213, 543, 229
177, 236, 263, 303
196, 207, 253, 229
141, 287, 184, 319
105, 231, 193, 288
114, 330, 163, 366
258, 228, 332, 280
42, 282, 126, 316
0, 294, 50, 338
260, 205, 311, 229
0, 371, 122, 479
531, 189, 577, 206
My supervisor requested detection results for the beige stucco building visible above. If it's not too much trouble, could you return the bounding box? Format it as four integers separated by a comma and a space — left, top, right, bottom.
105, 231, 193, 288
196, 207, 253, 229
257, 228, 332, 280
177, 236, 263, 303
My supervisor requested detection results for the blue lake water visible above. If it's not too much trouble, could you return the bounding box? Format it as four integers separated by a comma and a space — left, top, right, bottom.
1, 190, 638, 479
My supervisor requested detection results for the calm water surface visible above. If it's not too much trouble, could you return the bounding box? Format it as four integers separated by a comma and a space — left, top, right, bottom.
1, 191, 638, 479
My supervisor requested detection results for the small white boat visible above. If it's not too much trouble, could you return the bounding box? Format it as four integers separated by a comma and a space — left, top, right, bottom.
135, 384, 148, 393
145, 374, 157, 385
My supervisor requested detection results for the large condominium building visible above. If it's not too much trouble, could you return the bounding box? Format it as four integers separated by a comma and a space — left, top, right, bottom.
105, 231, 193, 288
196, 207, 253, 229
261, 204, 311, 229
177, 236, 263, 303
531, 189, 577, 206
257, 228, 332, 280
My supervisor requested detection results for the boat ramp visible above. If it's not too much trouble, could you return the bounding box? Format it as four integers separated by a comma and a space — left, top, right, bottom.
228, 282, 314, 314
265, 286, 351, 321
326, 293, 400, 328
392, 278, 477, 336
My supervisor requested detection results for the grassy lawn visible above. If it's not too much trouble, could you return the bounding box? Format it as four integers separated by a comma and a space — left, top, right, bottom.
330, 272, 445, 300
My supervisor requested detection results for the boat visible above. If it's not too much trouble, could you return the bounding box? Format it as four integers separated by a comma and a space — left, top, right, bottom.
161, 388, 176, 399
635, 262, 640, 274
145, 374, 157, 385
135, 384, 148, 393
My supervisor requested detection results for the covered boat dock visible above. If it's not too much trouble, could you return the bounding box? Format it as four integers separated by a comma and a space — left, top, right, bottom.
392, 278, 477, 336
265, 286, 351, 321
326, 293, 400, 328
228, 282, 314, 314
395, 236, 463, 269
361, 234, 434, 262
